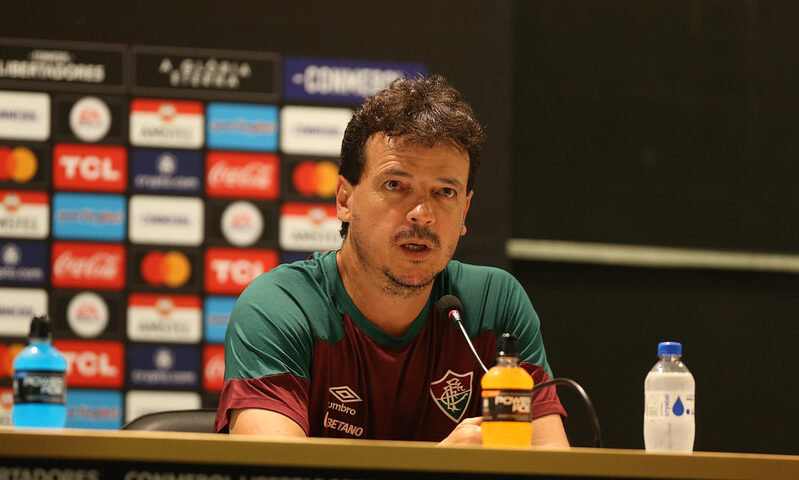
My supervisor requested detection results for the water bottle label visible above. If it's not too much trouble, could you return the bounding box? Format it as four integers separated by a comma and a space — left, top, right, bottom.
12, 370, 67, 405
645, 391, 695, 418
482, 389, 532, 422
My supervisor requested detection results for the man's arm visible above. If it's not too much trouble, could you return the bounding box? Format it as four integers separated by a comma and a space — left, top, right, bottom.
532, 413, 569, 447
229, 408, 307, 436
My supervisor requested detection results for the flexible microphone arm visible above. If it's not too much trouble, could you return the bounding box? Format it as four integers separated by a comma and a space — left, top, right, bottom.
449, 309, 489, 374
437, 295, 603, 448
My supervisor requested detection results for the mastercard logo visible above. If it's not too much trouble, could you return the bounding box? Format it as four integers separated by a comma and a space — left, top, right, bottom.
292, 160, 338, 197
141, 250, 191, 288
0, 146, 38, 183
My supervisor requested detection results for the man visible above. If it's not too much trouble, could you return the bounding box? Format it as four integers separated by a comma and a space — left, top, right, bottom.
214, 75, 569, 446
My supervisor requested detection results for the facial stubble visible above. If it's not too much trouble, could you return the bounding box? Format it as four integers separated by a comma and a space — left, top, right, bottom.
348, 211, 458, 298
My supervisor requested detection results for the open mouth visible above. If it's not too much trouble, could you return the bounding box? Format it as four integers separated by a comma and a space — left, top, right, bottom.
401, 243, 429, 252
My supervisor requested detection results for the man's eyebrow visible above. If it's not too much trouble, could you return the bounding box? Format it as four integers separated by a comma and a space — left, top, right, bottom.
380, 168, 413, 178
438, 176, 464, 190
379, 168, 464, 190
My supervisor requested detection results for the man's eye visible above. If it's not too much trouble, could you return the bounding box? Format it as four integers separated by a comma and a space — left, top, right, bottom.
385, 180, 401, 190
441, 188, 456, 198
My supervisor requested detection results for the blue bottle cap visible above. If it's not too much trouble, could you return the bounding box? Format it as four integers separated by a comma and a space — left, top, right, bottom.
658, 341, 682, 356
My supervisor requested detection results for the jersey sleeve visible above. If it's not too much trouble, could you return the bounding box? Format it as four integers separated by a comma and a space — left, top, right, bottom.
214, 267, 317, 434
494, 269, 567, 420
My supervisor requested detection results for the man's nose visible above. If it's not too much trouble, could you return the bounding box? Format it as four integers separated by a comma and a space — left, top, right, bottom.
407, 198, 434, 224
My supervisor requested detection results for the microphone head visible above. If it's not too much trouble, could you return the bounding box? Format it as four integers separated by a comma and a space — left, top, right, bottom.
436, 295, 463, 319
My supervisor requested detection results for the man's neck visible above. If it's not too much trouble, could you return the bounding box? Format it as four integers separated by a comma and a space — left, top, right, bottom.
336, 247, 432, 338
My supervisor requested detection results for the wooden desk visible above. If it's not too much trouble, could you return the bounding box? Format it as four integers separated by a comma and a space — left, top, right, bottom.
1, 428, 797, 479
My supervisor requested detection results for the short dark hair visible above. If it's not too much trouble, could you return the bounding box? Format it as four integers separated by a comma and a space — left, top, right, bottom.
338, 74, 485, 237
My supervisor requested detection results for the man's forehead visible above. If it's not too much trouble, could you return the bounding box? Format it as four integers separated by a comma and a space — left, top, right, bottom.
364, 133, 468, 165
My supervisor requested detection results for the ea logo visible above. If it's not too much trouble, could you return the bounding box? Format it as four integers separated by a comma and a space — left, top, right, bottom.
221, 201, 263, 247
0, 146, 38, 183
67, 292, 109, 338
292, 160, 337, 197
141, 250, 191, 288
69, 96, 112, 142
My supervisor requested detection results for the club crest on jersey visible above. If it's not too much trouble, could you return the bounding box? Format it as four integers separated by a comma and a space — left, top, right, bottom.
429, 369, 473, 423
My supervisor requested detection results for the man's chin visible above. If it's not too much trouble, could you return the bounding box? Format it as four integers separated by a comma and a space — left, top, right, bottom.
383, 269, 437, 291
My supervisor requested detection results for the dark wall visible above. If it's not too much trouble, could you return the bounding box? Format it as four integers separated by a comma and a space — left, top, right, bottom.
3, 0, 512, 268
513, 1, 799, 454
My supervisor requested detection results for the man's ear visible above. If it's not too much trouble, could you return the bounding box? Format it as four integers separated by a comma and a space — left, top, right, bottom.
461, 190, 473, 236
336, 175, 354, 223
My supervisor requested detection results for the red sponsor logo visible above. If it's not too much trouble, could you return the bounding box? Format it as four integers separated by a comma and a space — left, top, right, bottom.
206, 152, 279, 199
204, 247, 278, 295
53, 339, 124, 388
52, 241, 126, 290
203, 344, 225, 392
53, 144, 127, 192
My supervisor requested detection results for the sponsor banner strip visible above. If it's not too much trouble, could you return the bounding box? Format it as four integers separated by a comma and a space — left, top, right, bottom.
0, 37, 127, 93
131, 45, 280, 101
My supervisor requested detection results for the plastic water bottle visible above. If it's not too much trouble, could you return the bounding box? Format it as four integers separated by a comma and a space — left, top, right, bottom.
643, 341, 695, 452
12, 315, 67, 428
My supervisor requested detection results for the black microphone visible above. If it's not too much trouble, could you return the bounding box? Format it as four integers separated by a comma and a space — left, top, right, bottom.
436, 295, 489, 373
437, 294, 603, 448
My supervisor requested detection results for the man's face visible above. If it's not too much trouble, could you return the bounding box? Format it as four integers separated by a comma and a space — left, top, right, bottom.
337, 133, 472, 296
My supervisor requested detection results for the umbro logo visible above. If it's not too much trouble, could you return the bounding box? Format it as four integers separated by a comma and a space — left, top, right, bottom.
329, 385, 362, 403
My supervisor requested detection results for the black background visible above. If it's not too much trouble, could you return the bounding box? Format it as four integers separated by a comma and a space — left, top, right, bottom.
3, 0, 798, 456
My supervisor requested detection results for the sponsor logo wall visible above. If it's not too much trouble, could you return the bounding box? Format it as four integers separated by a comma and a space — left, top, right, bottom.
0, 38, 424, 427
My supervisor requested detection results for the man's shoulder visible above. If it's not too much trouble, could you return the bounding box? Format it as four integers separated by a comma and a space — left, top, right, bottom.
243, 251, 332, 298
232, 251, 339, 332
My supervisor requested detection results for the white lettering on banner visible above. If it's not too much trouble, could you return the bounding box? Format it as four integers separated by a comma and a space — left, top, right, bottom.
59, 155, 121, 181
53, 251, 120, 281
0, 51, 106, 82
63, 351, 118, 378
300, 65, 404, 96
207, 161, 274, 190
210, 259, 265, 285
158, 57, 252, 89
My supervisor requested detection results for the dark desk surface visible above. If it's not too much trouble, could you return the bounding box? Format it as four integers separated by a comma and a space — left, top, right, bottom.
1, 427, 797, 480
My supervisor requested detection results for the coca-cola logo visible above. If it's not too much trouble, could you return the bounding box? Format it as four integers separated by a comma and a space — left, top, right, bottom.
54, 251, 119, 279
51, 242, 126, 290
205, 152, 279, 199
208, 160, 273, 190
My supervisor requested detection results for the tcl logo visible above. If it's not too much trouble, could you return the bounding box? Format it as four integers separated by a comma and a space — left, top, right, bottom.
53, 144, 127, 192
53, 340, 124, 388
204, 247, 278, 295
206, 152, 279, 200
203, 345, 225, 392
52, 241, 126, 290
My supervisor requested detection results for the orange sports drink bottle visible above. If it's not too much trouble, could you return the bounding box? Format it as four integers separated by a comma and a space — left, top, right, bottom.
481, 333, 533, 446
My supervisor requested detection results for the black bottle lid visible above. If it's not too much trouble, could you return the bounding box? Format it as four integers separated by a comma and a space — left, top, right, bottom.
497, 332, 520, 357
28, 314, 53, 340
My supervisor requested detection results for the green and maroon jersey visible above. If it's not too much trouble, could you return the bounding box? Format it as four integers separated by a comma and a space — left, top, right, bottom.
214, 250, 565, 441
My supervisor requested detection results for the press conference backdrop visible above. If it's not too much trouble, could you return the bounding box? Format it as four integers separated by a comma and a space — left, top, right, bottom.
513, 1, 799, 454
0, 1, 512, 431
